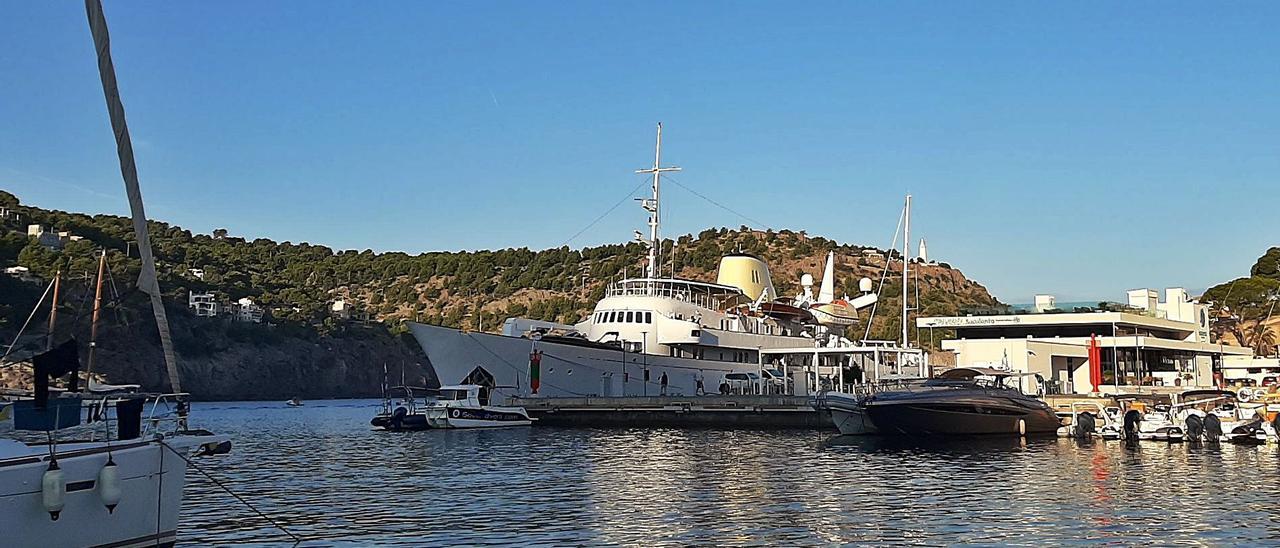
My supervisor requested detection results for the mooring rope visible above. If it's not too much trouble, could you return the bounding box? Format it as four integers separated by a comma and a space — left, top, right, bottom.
160, 440, 302, 546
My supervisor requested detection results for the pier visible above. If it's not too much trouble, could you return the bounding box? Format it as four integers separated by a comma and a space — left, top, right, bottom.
509, 395, 830, 428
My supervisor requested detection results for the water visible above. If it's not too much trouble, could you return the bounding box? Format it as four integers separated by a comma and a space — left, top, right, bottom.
182, 400, 1280, 546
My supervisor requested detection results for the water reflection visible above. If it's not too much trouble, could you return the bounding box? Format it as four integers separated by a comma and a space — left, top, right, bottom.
179, 401, 1280, 546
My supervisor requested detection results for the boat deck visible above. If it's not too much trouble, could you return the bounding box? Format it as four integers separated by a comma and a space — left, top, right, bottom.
507, 395, 830, 428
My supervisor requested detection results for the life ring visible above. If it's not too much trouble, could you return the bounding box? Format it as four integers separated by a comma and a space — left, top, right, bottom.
1239, 388, 1254, 403
450, 409, 461, 419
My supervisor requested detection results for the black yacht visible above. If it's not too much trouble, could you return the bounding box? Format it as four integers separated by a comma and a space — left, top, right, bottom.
862, 367, 1061, 436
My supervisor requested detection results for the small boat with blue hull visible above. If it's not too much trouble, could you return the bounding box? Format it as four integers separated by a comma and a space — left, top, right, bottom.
371, 385, 532, 430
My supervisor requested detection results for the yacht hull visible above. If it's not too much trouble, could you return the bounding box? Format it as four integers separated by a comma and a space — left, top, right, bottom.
865, 396, 1061, 436
409, 322, 774, 399
1, 435, 212, 548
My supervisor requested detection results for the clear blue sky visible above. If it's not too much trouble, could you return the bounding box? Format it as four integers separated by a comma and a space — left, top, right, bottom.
2, 2, 1278, 303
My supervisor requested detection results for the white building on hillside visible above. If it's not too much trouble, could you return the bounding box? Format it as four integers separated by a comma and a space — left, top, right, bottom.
189, 291, 218, 317
233, 297, 264, 323
918, 287, 1252, 395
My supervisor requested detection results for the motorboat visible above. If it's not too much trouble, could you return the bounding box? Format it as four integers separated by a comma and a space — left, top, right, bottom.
371, 384, 532, 430
1114, 395, 1185, 442
860, 368, 1062, 436
823, 390, 878, 435
1056, 400, 1122, 440
286, 397, 304, 407
1175, 390, 1267, 444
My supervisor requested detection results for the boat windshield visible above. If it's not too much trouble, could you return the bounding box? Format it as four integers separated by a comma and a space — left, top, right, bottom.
439, 389, 469, 401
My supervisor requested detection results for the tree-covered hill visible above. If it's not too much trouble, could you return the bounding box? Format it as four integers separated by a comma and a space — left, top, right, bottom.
1, 189, 1001, 396
1200, 247, 1280, 355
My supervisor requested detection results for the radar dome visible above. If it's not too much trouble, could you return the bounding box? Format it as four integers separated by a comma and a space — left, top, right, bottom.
859, 277, 873, 293
801, 273, 814, 287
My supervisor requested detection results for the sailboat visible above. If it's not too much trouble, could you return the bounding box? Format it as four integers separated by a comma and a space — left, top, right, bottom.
1, 3, 228, 546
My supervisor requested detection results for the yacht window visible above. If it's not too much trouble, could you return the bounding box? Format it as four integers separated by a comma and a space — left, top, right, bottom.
645, 312, 652, 323
608, 311, 616, 323
626, 311, 634, 323
439, 389, 468, 400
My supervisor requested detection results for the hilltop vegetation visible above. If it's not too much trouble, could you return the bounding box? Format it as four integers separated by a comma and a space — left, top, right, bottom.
1201, 247, 1280, 355
0, 189, 1000, 396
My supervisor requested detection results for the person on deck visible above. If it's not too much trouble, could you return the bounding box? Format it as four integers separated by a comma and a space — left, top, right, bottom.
659, 371, 669, 396
695, 370, 706, 396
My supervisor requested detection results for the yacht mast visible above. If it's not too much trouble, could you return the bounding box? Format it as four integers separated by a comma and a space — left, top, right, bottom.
902, 194, 912, 348
45, 270, 60, 351
85, 249, 107, 384
635, 123, 680, 279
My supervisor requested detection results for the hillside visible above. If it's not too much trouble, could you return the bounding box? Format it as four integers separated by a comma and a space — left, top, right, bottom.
1201, 247, 1280, 356
0, 190, 1000, 396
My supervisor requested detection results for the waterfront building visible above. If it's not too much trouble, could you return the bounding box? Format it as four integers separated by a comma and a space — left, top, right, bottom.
917, 287, 1252, 395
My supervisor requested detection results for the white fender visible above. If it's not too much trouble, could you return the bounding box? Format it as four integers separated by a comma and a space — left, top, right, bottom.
42, 461, 66, 521
98, 456, 122, 513
1017, 419, 1027, 436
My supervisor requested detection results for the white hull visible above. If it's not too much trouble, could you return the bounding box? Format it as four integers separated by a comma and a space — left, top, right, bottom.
410, 322, 778, 399
1, 435, 209, 548
824, 393, 878, 435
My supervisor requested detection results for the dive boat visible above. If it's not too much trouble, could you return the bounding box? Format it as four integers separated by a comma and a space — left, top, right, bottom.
371, 384, 532, 430
861, 368, 1062, 436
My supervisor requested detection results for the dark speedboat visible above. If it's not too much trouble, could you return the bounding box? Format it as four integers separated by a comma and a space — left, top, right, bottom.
862, 367, 1061, 436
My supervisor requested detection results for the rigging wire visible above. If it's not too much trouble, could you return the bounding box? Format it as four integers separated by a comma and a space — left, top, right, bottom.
160, 441, 302, 546
1, 277, 56, 364
559, 177, 649, 248
863, 205, 906, 342
660, 174, 773, 231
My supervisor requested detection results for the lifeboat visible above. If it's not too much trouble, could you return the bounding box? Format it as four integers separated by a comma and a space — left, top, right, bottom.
809, 299, 858, 327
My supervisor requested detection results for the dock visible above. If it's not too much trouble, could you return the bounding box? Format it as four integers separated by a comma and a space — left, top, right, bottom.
509, 395, 831, 428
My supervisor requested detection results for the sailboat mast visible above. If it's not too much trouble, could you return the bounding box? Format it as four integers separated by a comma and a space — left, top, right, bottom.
85, 250, 107, 383
635, 123, 681, 280
902, 194, 912, 348
45, 270, 61, 351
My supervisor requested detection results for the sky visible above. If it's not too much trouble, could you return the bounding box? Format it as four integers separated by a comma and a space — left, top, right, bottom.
2, 2, 1278, 303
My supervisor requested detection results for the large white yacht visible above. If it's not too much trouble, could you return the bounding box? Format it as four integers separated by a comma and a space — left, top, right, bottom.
410, 125, 887, 399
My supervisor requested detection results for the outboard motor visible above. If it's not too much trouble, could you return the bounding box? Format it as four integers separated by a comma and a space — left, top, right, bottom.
1204, 413, 1223, 441
1123, 409, 1143, 442
389, 406, 408, 431
1074, 412, 1097, 439
1184, 414, 1204, 441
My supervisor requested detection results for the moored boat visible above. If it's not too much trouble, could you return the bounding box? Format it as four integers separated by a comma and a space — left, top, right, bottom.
371, 384, 532, 430
862, 368, 1062, 436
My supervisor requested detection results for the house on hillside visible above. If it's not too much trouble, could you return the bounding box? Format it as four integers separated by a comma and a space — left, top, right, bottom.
4, 266, 41, 284
27, 224, 63, 250
187, 268, 205, 281
188, 291, 218, 317
232, 297, 264, 323
331, 298, 368, 322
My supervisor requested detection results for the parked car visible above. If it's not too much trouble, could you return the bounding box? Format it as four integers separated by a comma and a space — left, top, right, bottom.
761, 369, 791, 395
722, 372, 761, 395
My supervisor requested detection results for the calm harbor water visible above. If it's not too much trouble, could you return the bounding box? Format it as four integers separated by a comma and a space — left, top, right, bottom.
181, 400, 1280, 546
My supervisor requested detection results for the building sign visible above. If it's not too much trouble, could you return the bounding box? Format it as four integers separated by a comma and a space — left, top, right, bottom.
918, 316, 1024, 328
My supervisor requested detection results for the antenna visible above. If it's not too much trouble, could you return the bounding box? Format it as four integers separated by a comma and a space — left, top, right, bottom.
634, 123, 681, 279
